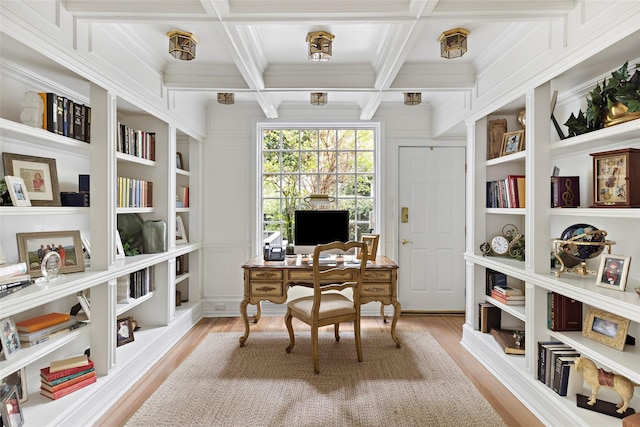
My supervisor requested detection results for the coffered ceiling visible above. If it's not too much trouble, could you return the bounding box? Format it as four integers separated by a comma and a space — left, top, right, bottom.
63, 0, 576, 120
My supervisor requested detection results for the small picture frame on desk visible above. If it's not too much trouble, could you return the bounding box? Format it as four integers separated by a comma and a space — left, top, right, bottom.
3, 176, 31, 207
500, 130, 525, 156
175, 216, 188, 244
116, 316, 135, 347
0, 317, 20, 360
596, 254, 631, 291
358, 234, 379, 260
1, 369, 27, 403
582, 307, 630, 351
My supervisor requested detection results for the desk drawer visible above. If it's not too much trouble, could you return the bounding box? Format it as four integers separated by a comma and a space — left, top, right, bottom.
289, 270, 354, 281
361, 283, 391, 297
250, 281, 284, 297
364, 270, 392, 282
250, 270, 283, 281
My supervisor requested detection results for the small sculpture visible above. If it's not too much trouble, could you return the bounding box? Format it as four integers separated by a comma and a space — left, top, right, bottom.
575, 357, 638, 413
20, 91, 44, 128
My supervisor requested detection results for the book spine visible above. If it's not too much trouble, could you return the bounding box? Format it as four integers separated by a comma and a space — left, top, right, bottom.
16, 313, 72, 332
19, 318, 77, 341
42, 371, 95, 392
0, 262, 28, 279
42, 368, 95, 386
21, 322, 85, 345
41, 361, 94, 382
40, 374, 96, 399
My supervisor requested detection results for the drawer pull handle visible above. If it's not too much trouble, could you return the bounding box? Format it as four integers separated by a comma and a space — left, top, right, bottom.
256, 272, 278, 279
255, 286, 276, 292
366, 287, 385, 294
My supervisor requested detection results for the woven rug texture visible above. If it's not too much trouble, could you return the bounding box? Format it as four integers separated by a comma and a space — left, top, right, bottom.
126, 331, 506, 427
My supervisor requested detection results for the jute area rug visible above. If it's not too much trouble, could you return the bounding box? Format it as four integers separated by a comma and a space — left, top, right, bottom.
126, 331, 507, 427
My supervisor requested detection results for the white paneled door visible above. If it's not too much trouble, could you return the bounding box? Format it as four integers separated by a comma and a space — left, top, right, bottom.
398, 146, 466, 311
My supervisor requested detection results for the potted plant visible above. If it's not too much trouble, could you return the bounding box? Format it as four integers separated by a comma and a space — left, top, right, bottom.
564, 61, 640, 137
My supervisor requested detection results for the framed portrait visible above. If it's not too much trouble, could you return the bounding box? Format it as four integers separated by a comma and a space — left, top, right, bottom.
487, 119, 507, 160
175, 216, 188, 244
0, 384, 24, 427
0, 317, 20, 360
1, 369, 27, 403
357, 234, 379, 260
596, 254, 631, 291
583, 307, 630, 351
500, 130, 525, 157
16, 230, 85, 278
116, 316, 135, 347
176, 152, 184, 170
2, 153, 60, 206
3, 176, 31, 207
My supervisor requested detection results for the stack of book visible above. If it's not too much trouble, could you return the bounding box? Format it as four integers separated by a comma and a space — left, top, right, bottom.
490, 285, 525, 306
40, 355, 96, 400
0, 262, 32, 298
16, 313, 85, 348
537, 341, 581, 396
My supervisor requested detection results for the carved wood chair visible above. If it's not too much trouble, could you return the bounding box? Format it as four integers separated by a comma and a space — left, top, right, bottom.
284, 240, 368, 374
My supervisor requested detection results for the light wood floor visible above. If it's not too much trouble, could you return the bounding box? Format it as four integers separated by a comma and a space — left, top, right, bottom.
96, 314, 543, 427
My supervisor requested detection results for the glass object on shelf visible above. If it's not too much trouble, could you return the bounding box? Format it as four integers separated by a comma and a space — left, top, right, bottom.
36, 251, 63, 283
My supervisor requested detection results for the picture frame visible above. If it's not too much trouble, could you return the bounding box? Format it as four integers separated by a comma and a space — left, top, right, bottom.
0, 317, 20, 360
1, 368, 27, 403
115, 231, 125, 260
500, 130, 525, 156
0, 384, 24, 427
487, 119, 507, 160
357, 233, 379, 260
175, 215, 188, 244
583, 307, 630, 351
596, 254, 631, 291
3, 176, 31, 207
116, 316, 135, 347
2, 153, 60, 206
16, 230, 85, 278
176, 152, 184, 170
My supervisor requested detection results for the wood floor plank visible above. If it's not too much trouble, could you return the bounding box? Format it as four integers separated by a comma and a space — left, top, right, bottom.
95, 315, 542, 427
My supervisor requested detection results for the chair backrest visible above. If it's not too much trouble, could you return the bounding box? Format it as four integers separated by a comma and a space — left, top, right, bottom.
311, 241, 368, 313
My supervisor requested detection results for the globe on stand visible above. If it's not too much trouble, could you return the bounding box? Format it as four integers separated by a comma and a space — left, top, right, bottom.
552, 223, 614, 277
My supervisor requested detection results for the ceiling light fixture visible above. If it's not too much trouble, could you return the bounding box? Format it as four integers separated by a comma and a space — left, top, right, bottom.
306, 31, 334, 62
167, 30, 198, 61
404, 93, 422, 106
217, 93, 235, 105
438, 28, 469, 59
310, 92, 328, 106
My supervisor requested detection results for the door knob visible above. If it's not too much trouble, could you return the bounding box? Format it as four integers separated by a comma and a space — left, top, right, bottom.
401, 239, 414, 245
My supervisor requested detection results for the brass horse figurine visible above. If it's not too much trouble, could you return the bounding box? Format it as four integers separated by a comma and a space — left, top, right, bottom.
574, 357, 638, 414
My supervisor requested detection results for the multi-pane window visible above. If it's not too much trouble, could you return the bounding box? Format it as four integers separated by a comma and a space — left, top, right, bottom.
261, 127, 377, 246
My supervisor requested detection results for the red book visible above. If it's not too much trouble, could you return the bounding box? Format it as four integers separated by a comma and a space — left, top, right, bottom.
41, 371, 96, 393
40, 374, 96, 400
40, 359, 94, 382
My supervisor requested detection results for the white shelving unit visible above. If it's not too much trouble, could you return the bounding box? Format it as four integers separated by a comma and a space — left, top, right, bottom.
463, 41, 640, 426
0, 32, 203, 425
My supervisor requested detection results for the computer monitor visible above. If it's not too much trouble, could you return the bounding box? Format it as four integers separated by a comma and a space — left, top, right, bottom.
293, 210, 350, 255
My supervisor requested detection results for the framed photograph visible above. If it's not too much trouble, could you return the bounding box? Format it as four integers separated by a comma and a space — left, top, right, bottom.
116, 316, 135, 347
3, 176, 31, 207
487, 119, 507, 160
175, 216, 188, 244
2, 153, 60, 206
583, 307, 630, 351
1, 384, 24, 427
357, 234, 379, 260
115, 231, 125, 260
0, 317, 20, 360
596, 254, 631, 291
176, 152, 184, 170
16, 230, 85, 278
500, 130, 525, 156
1, 368, 27, 403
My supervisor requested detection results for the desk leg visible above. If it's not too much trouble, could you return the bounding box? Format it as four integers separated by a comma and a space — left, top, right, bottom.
239, 299, 250, 347
252, 301, 262, 323
390, 300, 402, 348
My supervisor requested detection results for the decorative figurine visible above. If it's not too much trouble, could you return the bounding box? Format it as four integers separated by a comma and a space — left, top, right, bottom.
19, 91, 44, 128
575, 357, 638, 414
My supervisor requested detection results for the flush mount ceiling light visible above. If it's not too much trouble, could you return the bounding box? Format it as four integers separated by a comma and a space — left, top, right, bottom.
167, 30, 198, 61
310, 92, 328, 106
304, 193, 335, 205
217, 93, 235, 105
404, 93, 422, 106
306, 31, 334, 62
438, 28, 469, 59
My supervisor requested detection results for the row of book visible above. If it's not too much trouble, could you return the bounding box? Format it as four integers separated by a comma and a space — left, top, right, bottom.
16, 312, 88, 348
129, 267, 155, 299
176, 186, 189, 208
0, 262, 32, 298
486, 175, 526, 208
117, 122, 156, 160
39, 92, 91, 143
40, 355, 96, 400
116, 177, 153, 208
537, 340, 582, 397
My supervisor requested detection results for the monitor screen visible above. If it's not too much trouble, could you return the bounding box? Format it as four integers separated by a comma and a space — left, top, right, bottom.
294, 210, 350, 255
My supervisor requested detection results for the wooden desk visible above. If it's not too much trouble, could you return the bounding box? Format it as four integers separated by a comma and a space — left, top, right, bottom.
240, 255, 401, 348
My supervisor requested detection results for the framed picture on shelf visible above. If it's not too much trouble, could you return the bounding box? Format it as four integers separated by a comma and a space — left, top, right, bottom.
0, 384, 24, 427
596, 254, 631, 291
175, 216, 188, 244
0, 317, 20, 359
357, 234, 379, 260
116, 316, 135, 347
487, 119, 507, 160
500, 130, 525, 156
3, 176, 30, 207
16, 230, 85, 278
2, 153, 60, 206
176, 152, 184, 170
115, 231, 125, 260
1, 368, 27, 403
583, 307, 630, 351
